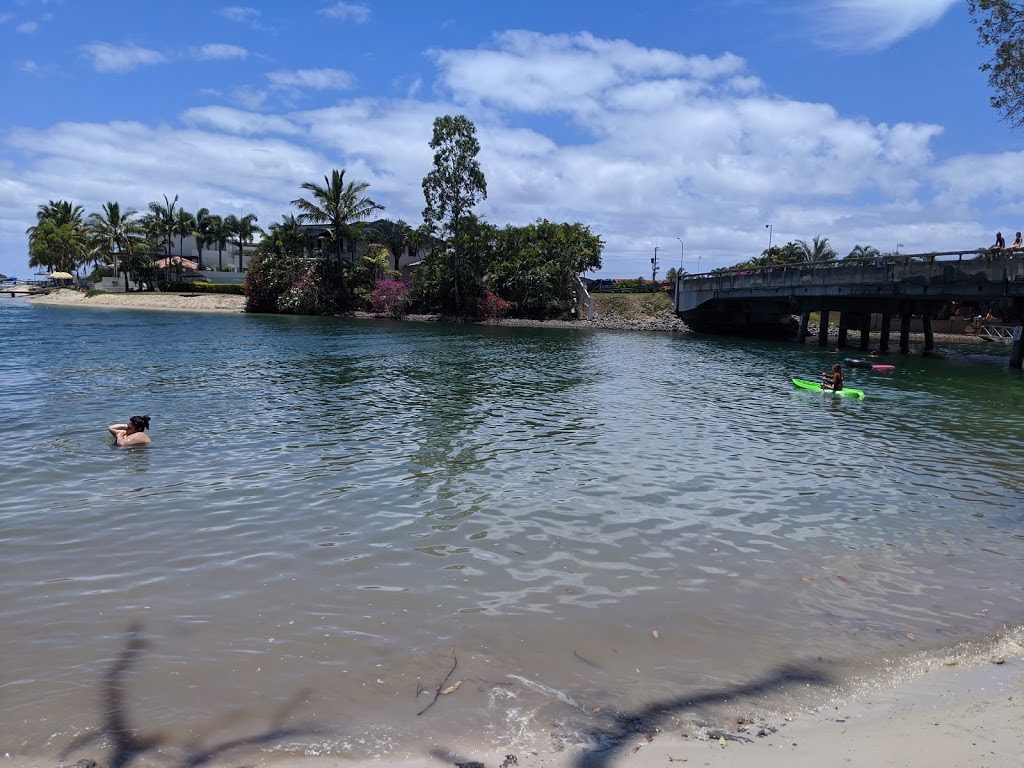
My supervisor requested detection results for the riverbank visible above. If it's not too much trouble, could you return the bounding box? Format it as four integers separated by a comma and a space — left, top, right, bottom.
26, 652, 1021, 768
22, 289, 690, 331
22, 291, 989, 343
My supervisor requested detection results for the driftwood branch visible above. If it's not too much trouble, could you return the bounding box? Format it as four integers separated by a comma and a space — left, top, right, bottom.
417, 648, 458, 716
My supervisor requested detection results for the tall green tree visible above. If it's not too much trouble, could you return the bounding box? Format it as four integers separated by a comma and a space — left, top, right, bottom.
27, 200, 86, 265
291, 168, 383, 265
421, 114, 488, 313
193, 207, 212, 269
969, 0, 1024, 128
488, 220, 604, 319
148, 194, 179, 278
173, 208, 197, 273
224, 213, 260, 271
85, 201, 145, 286
28, 220, 87, 275
208, 214, 229, 270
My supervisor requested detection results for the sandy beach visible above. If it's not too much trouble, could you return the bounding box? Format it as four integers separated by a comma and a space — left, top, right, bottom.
23, 288, 248, 313
11, 652, 1018, 768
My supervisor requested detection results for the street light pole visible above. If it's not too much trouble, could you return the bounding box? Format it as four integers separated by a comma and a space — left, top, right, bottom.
651, 245, 659, 288
896, 243, 904, 255
676, 236, 684, 273
765, 223, 773, 266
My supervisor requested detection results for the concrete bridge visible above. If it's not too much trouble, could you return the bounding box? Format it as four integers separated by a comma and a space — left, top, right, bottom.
674, 250, 1024, 366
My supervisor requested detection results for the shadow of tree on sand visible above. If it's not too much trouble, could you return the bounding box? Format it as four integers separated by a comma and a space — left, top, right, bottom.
59, 623, 319, 768
570, 662, 832, 768
426, 662, 831, 768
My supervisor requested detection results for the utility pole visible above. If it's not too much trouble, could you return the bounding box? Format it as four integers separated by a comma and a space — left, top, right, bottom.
651, 245, 659, 290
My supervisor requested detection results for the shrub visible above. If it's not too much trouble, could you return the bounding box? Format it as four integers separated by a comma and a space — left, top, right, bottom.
369, 278, 412, 317
480, 291, 509, 319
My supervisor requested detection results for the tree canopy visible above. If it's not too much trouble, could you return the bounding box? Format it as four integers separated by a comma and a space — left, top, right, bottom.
969, 0, 1024, 128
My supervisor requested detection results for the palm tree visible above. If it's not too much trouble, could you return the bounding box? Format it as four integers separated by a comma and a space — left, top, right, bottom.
148, 194, 179, 278
173, 208, 197, 274
27, 200, 86, 265
291, 168, 383, 264
844, 244, 881, 262
369, 219, 413, 271
208, 215, 229, 270
85, 201, 145, 288
224, 213, 260, 271
794, 236, 838, 264
193, 207, 212, 270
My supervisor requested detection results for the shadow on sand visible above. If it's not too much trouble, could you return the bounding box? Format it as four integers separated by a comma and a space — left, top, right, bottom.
59, 623, 319, 768
428, 661, 832, 768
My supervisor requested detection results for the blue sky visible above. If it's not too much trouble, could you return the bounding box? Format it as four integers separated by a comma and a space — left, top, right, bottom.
1, 0, 1018, 279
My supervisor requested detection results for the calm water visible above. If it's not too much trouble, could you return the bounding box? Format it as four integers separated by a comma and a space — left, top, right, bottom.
2, 298, 1023, 764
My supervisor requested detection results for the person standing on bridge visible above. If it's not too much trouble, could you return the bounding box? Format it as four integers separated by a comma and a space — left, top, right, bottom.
1011, 232, 1022, 251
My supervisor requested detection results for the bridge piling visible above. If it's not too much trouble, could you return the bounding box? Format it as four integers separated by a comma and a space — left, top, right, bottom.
879, 313, 892, 353
797, 311, 810, 344
1010, 327, 1024, 368
837, 312, 850, 348
923, 315, 934, 354
858, 314, 871, 351
899, 313, 912, 354
818, 305, 830, 347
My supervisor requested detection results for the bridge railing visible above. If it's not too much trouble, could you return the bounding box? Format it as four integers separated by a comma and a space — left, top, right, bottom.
679, 250, 1024, 291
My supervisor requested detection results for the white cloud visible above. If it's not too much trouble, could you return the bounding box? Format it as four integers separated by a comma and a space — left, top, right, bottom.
0, 13, 14, 24
81, 42, 166, 73
2, 29, 1017, 278
16, 21, 38, 34
813, 0, 960, 51
191, 43, 248, 61
317, 3, 371, 23
181, 106, 303, 136
267, 68, 355, 91
220, 6, 260, 24
231, 86, 268, 110
431, 31, 746, 118
18, 60, 39, 73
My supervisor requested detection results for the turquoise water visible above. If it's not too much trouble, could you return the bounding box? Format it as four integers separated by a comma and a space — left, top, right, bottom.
1, 298, 1022, 763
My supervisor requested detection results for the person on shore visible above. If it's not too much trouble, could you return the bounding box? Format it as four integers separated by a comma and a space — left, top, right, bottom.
821, 364, 843, 391
1011, 232, 1022, 251
108, 415, 152, 447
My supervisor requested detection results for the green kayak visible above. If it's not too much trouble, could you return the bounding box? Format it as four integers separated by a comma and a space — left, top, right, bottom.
792, 378, 865, 399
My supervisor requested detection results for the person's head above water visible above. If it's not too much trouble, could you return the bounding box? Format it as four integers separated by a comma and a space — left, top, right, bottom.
127, 415, 150, 432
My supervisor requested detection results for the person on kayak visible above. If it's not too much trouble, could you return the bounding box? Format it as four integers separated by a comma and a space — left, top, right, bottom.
821, 363, 843, 391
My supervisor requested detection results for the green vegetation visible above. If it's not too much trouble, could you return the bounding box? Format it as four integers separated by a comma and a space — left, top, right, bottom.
969, 1, 1024, 128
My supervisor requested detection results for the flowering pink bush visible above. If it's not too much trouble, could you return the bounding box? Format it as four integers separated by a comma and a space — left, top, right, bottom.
369, 278, 412, 317
481, 291, 509, 319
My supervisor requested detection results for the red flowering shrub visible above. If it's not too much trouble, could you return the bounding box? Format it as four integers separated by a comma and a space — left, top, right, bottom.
369, 278, 412, 317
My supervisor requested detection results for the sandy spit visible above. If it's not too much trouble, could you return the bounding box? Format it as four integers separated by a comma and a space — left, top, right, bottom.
25, 288, 247, 313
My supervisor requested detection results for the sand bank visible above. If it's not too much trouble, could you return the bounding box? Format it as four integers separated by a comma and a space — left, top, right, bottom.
24, 288, 246, 313
15, 654, 1017, 768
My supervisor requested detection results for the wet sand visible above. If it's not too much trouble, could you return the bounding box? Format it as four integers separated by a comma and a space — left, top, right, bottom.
12, 654, 1018, 768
